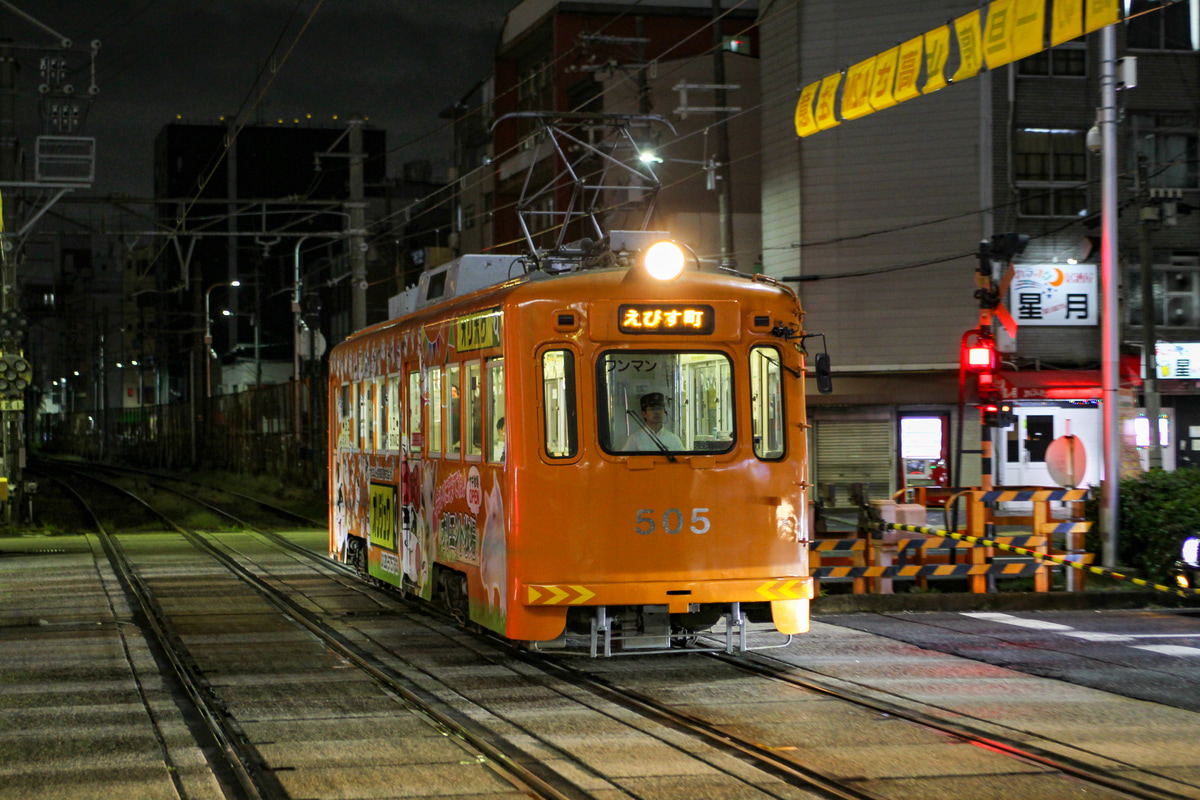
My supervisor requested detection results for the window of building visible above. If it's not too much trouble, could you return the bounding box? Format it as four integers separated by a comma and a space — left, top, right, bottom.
1128, 257, 1200, 329
1014, 128, 1088, 217
750, 346, 786, 460
1126, 0, 1197, 50
1131, 114, 1199, 189
1017, 43, 1086, 77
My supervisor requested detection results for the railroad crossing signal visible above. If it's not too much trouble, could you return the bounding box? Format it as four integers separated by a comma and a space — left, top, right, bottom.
961, 328, 998, 400
980, 401, 1015, 428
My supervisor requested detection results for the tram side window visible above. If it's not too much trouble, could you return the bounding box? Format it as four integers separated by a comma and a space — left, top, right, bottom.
373, 376, 386, 452
407, 370, 422, 453
542, 350, 577, 458
464, 361, 482, 458
386, 375, 401, 451
487, 358, 505, 463
339, 382, 356, 450
750, 346, 786, 460
359, 380, 371, 453
429, 367, 443, 456
446, 363, 461, 459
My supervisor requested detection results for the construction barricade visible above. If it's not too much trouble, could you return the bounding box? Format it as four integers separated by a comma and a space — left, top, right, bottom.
810, 487, 1095, 595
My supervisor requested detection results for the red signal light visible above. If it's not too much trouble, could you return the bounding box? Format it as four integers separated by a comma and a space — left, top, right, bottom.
965, 343, 995, 371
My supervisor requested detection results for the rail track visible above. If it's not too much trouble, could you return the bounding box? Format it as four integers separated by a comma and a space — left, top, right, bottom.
17, 460, 1199, 800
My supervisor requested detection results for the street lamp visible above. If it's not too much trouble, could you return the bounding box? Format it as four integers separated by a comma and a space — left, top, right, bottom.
204, 279, 240, 398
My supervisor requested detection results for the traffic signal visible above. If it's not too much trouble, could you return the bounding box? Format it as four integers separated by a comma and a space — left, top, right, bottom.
980, 401, 1016, 428
0, 353, 32, 397
0, 309, 28, 341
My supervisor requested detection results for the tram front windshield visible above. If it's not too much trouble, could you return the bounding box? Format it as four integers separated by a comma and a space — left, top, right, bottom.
597, 351, 734, 454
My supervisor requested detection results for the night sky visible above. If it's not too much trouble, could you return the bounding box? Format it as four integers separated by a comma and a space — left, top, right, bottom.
7, 1, 516, 198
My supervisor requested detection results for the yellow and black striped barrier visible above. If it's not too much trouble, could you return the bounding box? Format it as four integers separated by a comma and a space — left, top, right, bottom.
815, 563, 1041, 580
878, 522, 1200, 600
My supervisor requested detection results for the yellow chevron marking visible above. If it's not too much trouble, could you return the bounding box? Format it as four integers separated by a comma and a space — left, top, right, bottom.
527, 586, 542, 604
780, 580, 802, 599
542, 585, 570, 605
757, 581, 780, 601
568, 585, 595, 604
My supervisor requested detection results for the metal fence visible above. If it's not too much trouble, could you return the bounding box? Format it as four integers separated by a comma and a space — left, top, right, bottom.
37, 380, 327, 488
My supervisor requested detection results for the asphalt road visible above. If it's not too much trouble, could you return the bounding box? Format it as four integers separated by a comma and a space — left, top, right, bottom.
821, 607, 1200, 712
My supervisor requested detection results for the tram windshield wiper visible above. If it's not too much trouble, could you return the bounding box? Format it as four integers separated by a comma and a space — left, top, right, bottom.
625, 410, 677, 462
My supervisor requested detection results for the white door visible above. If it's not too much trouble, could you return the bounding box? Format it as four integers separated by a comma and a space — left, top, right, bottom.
1000, 406, 1101, 488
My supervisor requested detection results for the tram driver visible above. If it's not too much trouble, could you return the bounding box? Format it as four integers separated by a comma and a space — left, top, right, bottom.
624, 392, 684, 452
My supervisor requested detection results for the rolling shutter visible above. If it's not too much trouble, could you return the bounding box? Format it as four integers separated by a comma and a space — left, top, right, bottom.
814, 419, 893, 508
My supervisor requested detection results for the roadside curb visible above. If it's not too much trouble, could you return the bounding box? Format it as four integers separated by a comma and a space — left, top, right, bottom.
813, 590, 1197, 615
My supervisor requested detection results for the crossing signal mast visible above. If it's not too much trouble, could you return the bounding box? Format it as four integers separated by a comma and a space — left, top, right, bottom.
954, 233, 1028, 498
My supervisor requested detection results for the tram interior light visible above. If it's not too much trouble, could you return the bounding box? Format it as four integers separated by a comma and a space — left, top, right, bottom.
643, 241, 686, 281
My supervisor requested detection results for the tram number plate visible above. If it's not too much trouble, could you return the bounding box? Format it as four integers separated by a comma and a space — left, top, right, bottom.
369, 483, 397, 550
635, 507, 710, 535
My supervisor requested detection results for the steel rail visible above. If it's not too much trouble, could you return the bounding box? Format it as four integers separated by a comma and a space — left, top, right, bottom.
42, 471, 281, 800
63, 464, 593, 800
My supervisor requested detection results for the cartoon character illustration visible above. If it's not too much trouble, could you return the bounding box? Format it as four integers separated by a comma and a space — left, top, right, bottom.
479, 476, 507, 618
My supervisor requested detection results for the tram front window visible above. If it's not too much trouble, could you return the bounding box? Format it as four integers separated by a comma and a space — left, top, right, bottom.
598, 351, 734, 454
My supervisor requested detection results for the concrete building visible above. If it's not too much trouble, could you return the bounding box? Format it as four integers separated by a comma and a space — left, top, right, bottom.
446, 0, 762, 267
760, 0, 1198, 508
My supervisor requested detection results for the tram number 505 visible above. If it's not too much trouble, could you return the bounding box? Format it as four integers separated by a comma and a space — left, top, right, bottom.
635, 508, 710, 535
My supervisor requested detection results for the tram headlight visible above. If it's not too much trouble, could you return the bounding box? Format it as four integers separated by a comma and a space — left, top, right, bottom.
643, 241, 686, 281
1182, 536, 1200, 569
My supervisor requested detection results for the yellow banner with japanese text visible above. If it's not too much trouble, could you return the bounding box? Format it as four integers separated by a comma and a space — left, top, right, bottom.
794, 81, 820, 137
793, 0, 1128, 141
814, 73, 842, 130
1051, 0, 1084, 44
922, 26, 951, 94
841, 56, 877, 120
983, 0, 1017, 69
1085, 0, 1119, 32
953, 10, 983, 82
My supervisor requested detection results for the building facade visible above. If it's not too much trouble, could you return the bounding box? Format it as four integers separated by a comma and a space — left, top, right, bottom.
760, 0, 1199, 507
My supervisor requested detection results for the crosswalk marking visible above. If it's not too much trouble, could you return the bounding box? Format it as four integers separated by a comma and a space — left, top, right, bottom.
960, 612, 1200, 658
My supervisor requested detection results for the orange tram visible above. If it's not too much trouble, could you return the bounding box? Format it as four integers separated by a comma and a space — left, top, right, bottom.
328, 231, 830, 656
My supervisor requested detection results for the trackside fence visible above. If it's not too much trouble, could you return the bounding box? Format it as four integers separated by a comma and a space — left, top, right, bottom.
37, 380, 327, 488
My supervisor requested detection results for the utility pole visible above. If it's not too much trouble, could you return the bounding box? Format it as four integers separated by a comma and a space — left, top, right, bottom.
348, 115, 367, 332
1137, 155, 1162, 470
1099, 25, 1120, 568
711, 0, 735, 268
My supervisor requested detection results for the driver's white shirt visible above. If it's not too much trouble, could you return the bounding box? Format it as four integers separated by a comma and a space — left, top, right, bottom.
623, 427, 684, 451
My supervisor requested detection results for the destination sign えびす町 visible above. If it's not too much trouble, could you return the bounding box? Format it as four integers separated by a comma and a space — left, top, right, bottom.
618, 304, 715, 335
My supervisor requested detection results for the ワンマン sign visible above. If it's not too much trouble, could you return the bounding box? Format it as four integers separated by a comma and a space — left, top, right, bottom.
795, 0, 1121, 137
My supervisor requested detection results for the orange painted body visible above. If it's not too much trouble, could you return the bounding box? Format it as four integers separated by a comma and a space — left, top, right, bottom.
329, 267, 813, 644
